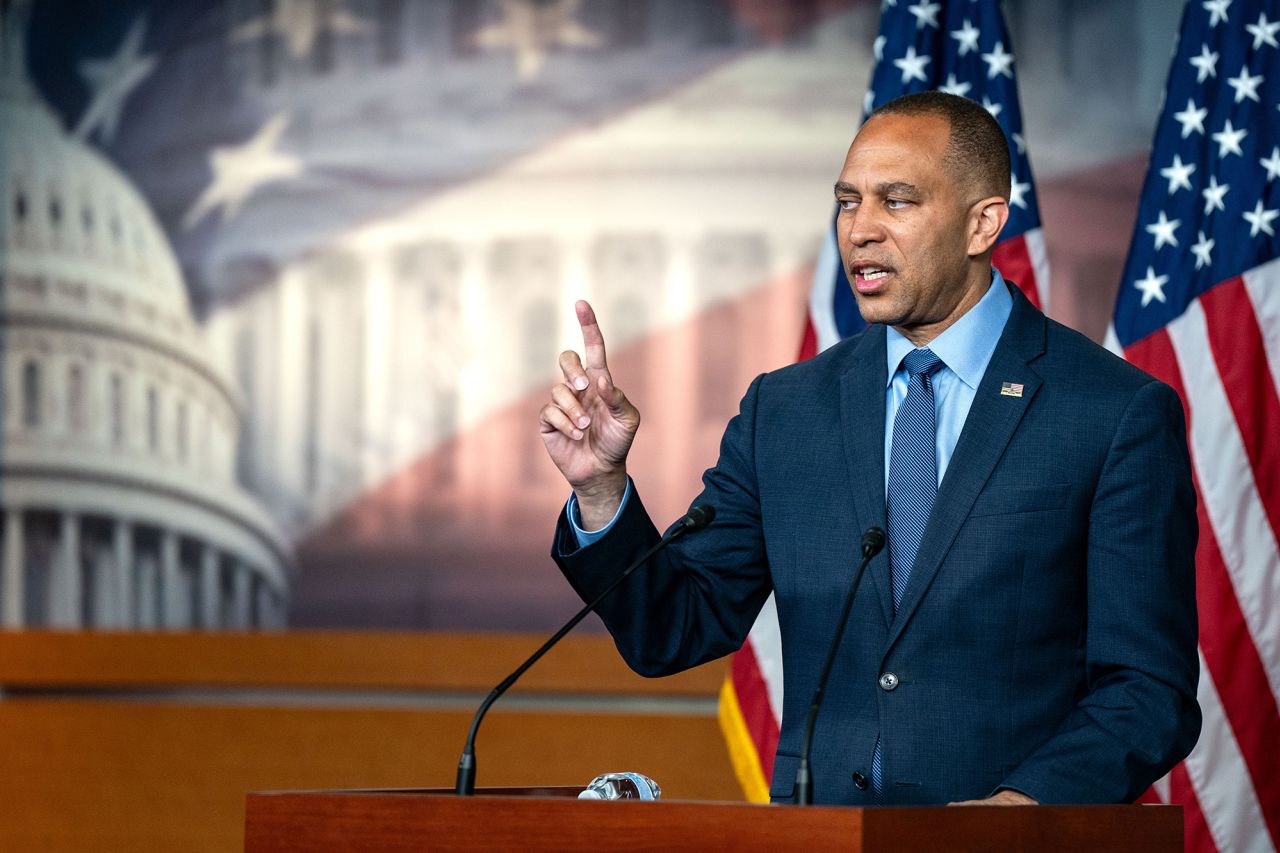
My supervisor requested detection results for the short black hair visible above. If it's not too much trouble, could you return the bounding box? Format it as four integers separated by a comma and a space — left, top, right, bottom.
868, 91, 1012, 201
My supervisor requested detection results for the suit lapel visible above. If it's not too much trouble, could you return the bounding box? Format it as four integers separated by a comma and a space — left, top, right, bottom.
838, 324, 894, 627
884, 288, 1047, 652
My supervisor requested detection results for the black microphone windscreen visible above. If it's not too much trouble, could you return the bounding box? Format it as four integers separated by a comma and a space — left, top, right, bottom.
684, 505, 716, 531
861, 526, 886, 557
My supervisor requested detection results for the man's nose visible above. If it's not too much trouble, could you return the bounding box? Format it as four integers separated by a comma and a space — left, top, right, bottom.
840, 204, 886, 247
845, 208, 885, 247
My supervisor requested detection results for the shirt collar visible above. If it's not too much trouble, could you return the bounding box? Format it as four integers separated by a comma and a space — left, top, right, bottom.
884, 268, 1014, 389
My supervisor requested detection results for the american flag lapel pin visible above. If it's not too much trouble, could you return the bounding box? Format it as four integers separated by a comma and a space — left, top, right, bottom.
1000, 382, 1024, 398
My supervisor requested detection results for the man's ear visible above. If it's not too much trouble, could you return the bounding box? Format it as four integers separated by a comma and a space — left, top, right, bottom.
968, 196, 1009, 256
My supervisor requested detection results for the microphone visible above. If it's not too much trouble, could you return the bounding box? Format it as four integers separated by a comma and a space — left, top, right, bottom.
674, 504, 715, 534
793, 526, 886, 806
455, 504, 717, 796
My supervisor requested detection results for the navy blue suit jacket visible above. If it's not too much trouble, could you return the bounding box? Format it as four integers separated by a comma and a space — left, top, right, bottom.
553, 285, 1201, 805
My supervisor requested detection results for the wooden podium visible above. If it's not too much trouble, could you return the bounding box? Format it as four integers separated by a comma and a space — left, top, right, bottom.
244, 788, 1183, 852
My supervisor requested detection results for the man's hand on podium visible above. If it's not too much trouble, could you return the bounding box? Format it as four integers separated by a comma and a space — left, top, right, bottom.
949, 789, 1039, 806
539, 300, 640, 530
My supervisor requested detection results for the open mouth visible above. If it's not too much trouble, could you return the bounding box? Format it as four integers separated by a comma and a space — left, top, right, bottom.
851, 265, 893, 292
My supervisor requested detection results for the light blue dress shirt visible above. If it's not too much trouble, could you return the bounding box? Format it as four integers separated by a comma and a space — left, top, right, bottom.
568, 271, 1014, 544
569, 477, 633, 545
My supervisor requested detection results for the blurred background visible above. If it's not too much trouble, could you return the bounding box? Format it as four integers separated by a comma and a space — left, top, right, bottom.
3, 0, 1181, 633
0, 1, 1200, 850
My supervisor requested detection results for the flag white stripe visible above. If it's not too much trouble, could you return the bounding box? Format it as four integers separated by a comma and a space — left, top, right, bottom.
1242, 258, 1280, 402
746, 594, 784, 727
809, 224, 843, 352
1185, 652, 1275, 853
1104, 323, 1124, 357
1152, 772, 1171, 803
1167, 298, 1280, 703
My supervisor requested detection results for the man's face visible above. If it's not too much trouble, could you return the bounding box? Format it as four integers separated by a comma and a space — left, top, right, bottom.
834, 112, 980, 334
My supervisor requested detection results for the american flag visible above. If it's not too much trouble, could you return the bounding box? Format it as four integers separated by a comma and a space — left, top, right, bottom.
718, 0, 1048, 804
1109, 1, 1280, 850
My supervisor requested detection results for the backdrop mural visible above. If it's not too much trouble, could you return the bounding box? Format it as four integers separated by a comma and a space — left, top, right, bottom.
1, 0, 1180, 631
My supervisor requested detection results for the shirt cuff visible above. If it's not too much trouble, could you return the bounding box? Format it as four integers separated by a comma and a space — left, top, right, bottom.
567, 478, 633, 547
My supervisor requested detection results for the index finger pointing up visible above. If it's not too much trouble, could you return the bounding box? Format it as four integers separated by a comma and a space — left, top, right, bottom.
576, 300, 609, 371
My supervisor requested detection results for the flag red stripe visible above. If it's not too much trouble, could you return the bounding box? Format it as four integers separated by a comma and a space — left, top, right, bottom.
1199, 276, 1280, 546
1171, 762, 1220, 853
1123, 328, 1189, 423
797, 316, 818, 362
1129, 324, 1280, 849
730, 640, 780, 786
993, 236, 1041, 310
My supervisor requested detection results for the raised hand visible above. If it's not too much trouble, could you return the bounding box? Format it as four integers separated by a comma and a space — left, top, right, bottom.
539, 300, 640, 528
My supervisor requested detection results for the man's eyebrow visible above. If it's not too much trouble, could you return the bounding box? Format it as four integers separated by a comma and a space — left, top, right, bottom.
832, 180, 924, 198
877, 181, 923, 198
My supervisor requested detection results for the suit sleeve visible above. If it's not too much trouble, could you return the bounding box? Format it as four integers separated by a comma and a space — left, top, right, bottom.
551, 374, 775, 677
999, 379, 1202, 803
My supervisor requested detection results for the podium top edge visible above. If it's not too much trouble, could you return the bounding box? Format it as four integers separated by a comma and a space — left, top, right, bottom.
245, 789, 1184, 812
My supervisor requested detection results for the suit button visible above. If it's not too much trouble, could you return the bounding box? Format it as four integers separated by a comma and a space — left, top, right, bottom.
879, 672, 899, 691
852, 772, 869, 791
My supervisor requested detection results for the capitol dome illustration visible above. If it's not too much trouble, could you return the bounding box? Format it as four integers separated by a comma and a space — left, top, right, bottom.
0, 3, 290, 630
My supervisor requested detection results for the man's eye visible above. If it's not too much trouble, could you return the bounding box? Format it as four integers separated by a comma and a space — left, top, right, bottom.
886, 198, 910, 209
838, 199, 858, 211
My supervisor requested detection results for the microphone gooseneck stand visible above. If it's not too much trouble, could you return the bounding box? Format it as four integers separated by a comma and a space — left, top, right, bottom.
455, 504, 717, 796
793, 526, 886, 806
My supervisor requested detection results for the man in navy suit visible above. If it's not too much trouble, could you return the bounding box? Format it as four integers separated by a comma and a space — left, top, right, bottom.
538, 92, 1200, 806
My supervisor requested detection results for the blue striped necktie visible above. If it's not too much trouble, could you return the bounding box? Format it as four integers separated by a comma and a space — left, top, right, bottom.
872, 346, 945, 799
887, 347, 945, 610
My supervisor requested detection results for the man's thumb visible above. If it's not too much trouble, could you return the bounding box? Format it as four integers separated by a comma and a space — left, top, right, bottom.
598, 373, 631, 416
